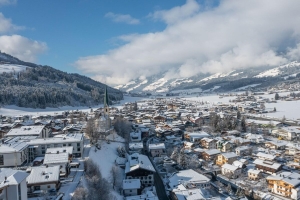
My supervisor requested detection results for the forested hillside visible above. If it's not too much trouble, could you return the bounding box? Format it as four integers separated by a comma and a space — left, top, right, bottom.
0, 52, 123, 108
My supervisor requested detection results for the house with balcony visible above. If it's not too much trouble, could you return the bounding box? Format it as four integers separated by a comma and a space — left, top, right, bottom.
266, 172, 300, 200
216, 152, 238, 166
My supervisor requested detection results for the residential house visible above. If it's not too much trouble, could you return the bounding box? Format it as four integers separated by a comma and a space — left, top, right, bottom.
248, 169, 262, 180
0, 168, 28, 200
266, 172, 300, 200
125, 153, 156, 187
123, 179, 141, 197
27, 166, 60, 194
201, 149, 221, 161
253, 159, 282, 174
5, 125, 51, 138
235, 146, 251, 156
216, 152, 238, 166
200, 138, 216, 149
148, 143, 166, 157
221, 164, 242, 179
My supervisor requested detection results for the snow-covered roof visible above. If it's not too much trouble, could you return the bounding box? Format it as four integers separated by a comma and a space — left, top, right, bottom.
0, 168, 28, 188
168, 169, 210, 190
222, 163, 238, 171
129, 142, 143, 150
257, 152, 276, 160
204, 149, 221, 155
253, 159, 281, 170
6, 125, 45, 137
125, 153, 155, 174
221, 152, 237, 159
148, 143, 165, 150
43, 152, 69, 164
123, 179, 141, 190
27, 134, 82, 145
248, 169, 261, 175
266, 172, 300, 187
27, 166, 60, 185
45, 146, 73, 155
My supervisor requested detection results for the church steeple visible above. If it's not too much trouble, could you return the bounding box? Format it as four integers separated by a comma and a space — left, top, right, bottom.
104, 86, 109, 115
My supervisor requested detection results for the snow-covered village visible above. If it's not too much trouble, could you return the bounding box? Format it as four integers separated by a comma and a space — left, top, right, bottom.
2, 1, 300, 200
1, 86, 300, 200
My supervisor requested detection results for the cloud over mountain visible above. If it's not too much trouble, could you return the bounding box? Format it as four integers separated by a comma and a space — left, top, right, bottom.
76, 0, 300, 86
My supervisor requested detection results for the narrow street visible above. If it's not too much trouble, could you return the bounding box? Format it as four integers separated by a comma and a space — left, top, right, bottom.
60, 138, 90, 200
143, 137, 170, 200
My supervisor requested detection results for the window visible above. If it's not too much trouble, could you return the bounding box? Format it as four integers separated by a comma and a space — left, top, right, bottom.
47, 185, 50, 188
47, 145, 51, 148
42, 151, 45, 154
145, 181, 148, 183
148, 176, 152, 179
18, 184, 21, 200
77, 148, 80, 151
63, 144, 66, 147
34, 186, 40, 190
77, 143, 80, 147
130, 190, 132, 192
68, 143, 72, 146
0, 155, 4, 165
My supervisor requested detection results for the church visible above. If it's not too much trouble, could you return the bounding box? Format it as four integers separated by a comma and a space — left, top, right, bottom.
95, 86, 112, 135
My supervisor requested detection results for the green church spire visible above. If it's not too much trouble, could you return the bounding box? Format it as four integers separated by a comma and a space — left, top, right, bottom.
104, 86, 109, 107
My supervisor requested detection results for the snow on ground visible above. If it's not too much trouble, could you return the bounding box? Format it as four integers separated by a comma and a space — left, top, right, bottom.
0, 96, 146, 116
265, 100, 300, 120
234, 83, 261, 91
89, 132, 125, 200
142, 78, 168, 91
203, 86, 221, 93
0, 64, 29, 73
255, 68, 280, 78
172, 87, 202, 93
126, 79, 148, 92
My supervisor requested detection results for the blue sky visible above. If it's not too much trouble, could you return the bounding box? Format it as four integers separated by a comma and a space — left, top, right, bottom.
1, 0, 300, 86
0, 0, 190, 73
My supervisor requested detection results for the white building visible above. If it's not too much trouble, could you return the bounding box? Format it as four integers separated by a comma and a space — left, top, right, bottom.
0, 168, 28, 200
125, 153, 156, 187
221, 163, 242, 179
27, 166, 60, 194
148, 143, 166, 157
168, 169, 211, 190
43, 152, 70, 177
6, 125, 50, 138
130, 131, 142, 142
123, 179, 141, 197
27, 133, 83, 162
0, 136, 33, 167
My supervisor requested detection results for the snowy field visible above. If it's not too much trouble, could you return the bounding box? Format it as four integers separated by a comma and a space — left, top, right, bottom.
1, 91, 299, 120
0, 96, 147, 116
88, 132, 125, 200
0, 63, 29, 73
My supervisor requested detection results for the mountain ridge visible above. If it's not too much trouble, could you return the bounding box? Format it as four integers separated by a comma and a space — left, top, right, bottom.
0, 52, 123, 108
116, 61, 300, 93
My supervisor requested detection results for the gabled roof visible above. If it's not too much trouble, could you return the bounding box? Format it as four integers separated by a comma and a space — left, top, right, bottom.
125, 153, 155, 174
27, 166, 60, 185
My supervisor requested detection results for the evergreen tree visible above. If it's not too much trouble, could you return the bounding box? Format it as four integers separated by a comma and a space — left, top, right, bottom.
241, 116, 247, 132
237, 111, 241, 120
275, 93, 280, 100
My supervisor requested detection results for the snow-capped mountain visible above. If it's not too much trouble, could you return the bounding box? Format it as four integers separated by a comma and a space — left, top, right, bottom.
116, 61, 300, 93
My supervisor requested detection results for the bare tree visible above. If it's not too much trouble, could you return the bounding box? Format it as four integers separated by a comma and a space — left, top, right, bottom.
86, 118, 100, 145
72, 187, 88, 200
110, 165, 121, 190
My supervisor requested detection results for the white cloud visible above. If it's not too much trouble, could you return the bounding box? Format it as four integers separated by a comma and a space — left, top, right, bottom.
0, 35, 47, 62
76, 0, 300, 85
149, 0, 200, 24
0, 0, 16, 6
0, 12, 24, 33
105, 12, 140, 25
